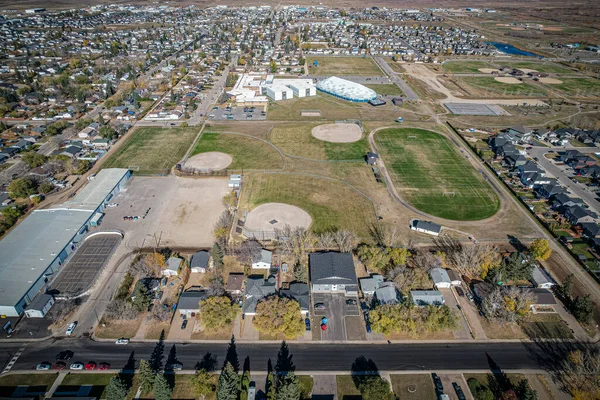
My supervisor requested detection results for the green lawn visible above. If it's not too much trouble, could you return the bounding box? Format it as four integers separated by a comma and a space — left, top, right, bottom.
240, 172, 377, 238
299, 375, 314, 400
552, 78, 600, 97
0, 373, 58, 398
460, 77, 547, 97
191, 132, 283, 170
336, 375, 362, 399
501, 61, 573, 74
519, 314, 574, 339
442, 61, 493, 73
307, 56, 382, 75
102, 127, 198, 175
59, 373, 117, 399
375, 128, 500, 220
364, 84, 403, 95
390, 374, 436, 400
269, 124, 368, 160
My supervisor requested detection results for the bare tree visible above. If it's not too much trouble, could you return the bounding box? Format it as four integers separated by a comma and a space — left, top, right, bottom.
318, 231, 335, 251
206, 273, 226, 297
333, 229, 358, 253
105, 299, 139, 320
273, 225, 317, 262
482, 286, 535, 323
151, 304, 171, 322
46, 298, 80, 323
237, 239, 262, 265
435, 236, 499, 278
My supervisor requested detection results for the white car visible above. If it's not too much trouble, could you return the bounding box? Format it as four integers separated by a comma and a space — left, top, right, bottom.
36, 362, 51, 371
70, 362, 84, 370
65, 322, 77, 336
115, 338, 130, 345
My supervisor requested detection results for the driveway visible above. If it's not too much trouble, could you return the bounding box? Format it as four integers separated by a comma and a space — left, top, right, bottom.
313, 293, 359, 341
167, 312, 194, 341
312, 375, 337, 400
438, 288, 473, 340
439, 373, 473, 400
453, 287, 487, 340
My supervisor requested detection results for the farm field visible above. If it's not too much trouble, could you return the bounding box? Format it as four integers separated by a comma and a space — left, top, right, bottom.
364, 83, 403, 95
239, 172, 377, 238
307, 56, 382, 75
551, 78, 600, 97
102, 127, 198, 175
375, 128, 499, 220
442, 60, 494, 73
191, 132, 283, 170
459, 77, 547, 97
269, 124, 368, 160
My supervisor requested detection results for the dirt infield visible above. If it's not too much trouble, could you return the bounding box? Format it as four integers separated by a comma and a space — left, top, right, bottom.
245, 203, 312, 231
519, 68, 538, 74
495, 77, 523, 84
479, 68, 500, 74
185, 151, 232, 171
311, 123, 363, 143
539, 77, 563, 84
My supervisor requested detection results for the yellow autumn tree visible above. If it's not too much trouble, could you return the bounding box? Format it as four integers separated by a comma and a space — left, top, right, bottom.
529, 238, 552, 261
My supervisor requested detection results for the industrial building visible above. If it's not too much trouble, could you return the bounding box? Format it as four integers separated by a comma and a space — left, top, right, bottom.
0, 168, 130, 317
263, 82, 293, 101
316, 76, 377, 102
227, 74, 316, 106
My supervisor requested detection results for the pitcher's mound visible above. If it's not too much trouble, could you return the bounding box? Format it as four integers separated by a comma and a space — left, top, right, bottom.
245, 203, 312, 232
185, 152, 232, 171
539, 77, 563, 84
495, 77, 522, 84
312, 123, 362, 143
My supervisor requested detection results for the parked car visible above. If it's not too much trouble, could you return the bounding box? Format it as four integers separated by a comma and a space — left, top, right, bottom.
53, 362, 66, 370
181, 319, 188, 330
70, 362, 84, 370
314, 303, 325, 310
85, 362, 97, 371
346, 299, 357, 305
466, 292, 474, 302
455, 287, 464, 297
65, 322, 77, 336
432, 373, 444, 393
453, 382, 467, 400
98, 362, 110, 371
167, 363, 183, 371
36, 362, 51, 371
305, 318, 311, 331
115, 338, 130, 345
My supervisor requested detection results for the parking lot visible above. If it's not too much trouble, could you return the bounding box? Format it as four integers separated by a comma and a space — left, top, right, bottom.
313, 293, 360, 341
207, 105, 267, 121
50, 234, 121, 297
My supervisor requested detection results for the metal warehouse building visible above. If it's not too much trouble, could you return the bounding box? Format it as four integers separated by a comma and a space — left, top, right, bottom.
0, 168, 130, 317
316, 76, 377, 102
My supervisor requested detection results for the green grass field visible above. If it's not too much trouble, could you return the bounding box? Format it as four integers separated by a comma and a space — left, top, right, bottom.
336, 375, 362, 399
375, 128, 499, 220
102, 127, 198, 175
364, 83, 403, 95
241, 173, 377, 238
551, 78, 600, 97
269, 124, 368, 160
501, 61, 573, 74
0, 373, 58, 398
307, 56, 382, 75
460, 77, 547, 97
390, 374, 436, 400
191, 132, 283, 170
442, 61, 493, 73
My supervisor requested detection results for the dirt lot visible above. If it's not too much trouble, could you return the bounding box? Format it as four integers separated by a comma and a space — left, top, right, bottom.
100, 175, 230, 249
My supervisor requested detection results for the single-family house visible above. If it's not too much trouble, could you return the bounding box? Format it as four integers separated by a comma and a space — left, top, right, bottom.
162, 257, 182, 277
190, 250, 210, 273
374, 282, 399, 305
0, 153, 8, 164
580, 222, 600, 239
177, 290, 209, 316
564, 205, 597, 225
10, 139, 31, 152
242, 276, 277, 315
552, 194, 584, 211
447, 270, 462, 286
430, 268, 452, 289
359, 274, 384, 296
252, 249, 272, 269
280, 282, 310, 314
411, 290, 445, 306
529, 288, 557, 312
226, 273, 245, 295
410, 220, 442, 236
536, 184, 565, 199
309, 252, 358, 296
531, 266, 555, 289
59, 145, 82, 158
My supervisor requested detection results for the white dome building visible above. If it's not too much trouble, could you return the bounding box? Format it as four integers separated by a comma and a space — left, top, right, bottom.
316, 76, 377, 102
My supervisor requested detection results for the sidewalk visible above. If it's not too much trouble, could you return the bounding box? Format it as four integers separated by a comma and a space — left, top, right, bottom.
44, 371, 67, 399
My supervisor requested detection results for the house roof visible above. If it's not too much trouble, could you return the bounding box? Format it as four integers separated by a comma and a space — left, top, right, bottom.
280, 282, 310, 311
430, 268, 451, 284
410, 290, 444, 305
190, 250, 210, 269
359, 274, 384, 293
375, 283, 398, 304
243, 276, 277, 314
226, 273, 244, 292
531, 266, 554, 287
177, 290, 209, 311
530, 288, 557, 305
412, 220, 441, 234
447, 269, 461, 282
166, 257, 182, 272
254, 249, 272, 265
309, 252, 357, 285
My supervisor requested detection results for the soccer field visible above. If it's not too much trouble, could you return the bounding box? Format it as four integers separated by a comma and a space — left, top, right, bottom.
375, 128, 499, 221
102, 127, 198, 175
307, 56, 382, 76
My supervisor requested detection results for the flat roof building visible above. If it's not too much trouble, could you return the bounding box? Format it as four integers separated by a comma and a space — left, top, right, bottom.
316, 76, 377, 102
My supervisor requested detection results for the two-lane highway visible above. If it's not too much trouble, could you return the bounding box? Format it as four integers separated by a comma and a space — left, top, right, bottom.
2, 339, 566, 373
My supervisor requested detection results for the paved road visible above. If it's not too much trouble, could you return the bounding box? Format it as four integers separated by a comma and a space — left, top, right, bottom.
528, 146, 600, 214
3, 340, 570, 373
374, 56, 419, 100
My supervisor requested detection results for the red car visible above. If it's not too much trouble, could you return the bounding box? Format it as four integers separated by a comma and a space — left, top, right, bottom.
53, 362, 66, 370
98, 362, 110, 370
84, 362, 97, 370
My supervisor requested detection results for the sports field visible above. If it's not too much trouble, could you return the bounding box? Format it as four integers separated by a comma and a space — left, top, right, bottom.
269, 124, 368, 160
240, 173, 377, 237
102, 127, 198, 175
364, 83, 403, 95
375, 128, 499, 220
551, 78, 600, 97
499, 61, 572, 74
307, 56, 382, 75
459, 77, 547, 97
442, 61, 493, 73
191, 132, 283, 170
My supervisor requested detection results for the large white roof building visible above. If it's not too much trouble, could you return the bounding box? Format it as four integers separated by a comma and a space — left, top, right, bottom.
316, 76, 377, 102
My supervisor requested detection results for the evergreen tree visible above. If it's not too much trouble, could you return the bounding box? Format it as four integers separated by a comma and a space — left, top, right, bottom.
138, 359, 155, 394
239, 370, 251, 400
216, 362, 239, 400
276, 373, 301, 400
211, 243, 224, 270
133, 283, 152, 312
154, 374, 172, 400
105, 375, 128, 400
266, 372, 276, 400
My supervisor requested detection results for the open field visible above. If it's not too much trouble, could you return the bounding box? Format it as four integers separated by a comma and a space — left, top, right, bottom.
390, 374, 436, 400
270, 124, 368, 160
240, 173, 377, 238
459, 77, 547, 97
95, 319, 142, 339
364, 83, 403, 95
442, 60, 494, 73
375, 128, 499, 221
102, 127, 198, 175
551, 78, 600, 97
191, 132, 283, 170
307, 56, 382, 75
498, 61, 573, 74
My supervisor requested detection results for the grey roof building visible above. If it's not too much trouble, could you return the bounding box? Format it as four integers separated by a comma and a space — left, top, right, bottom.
359, 274, 384, 296
430, 267, 452, 289
280, 282, 310, 313
410, 220, 442, 236
374, 283, 399, 305
309, 252, 358, 295
178, 290, 209, 315
411, 290, 445, 306
243, 276, 277, 315
190, 250, 210, 273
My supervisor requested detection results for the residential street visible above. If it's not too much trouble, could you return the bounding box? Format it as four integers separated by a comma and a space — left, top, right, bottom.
373, 56, 419, 100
